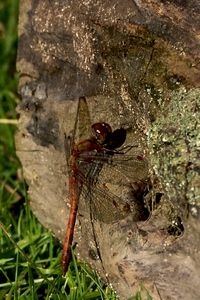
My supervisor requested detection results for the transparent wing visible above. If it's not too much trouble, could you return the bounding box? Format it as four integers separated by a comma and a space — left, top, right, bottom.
78, 151, 149, 182
77, 171, 133, 223
108, 154, 149, 181
77, 96, 91, 142
76, 153, 149, 223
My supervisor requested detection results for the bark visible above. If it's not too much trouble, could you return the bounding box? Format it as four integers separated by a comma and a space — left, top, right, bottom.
16, 1, 200, 299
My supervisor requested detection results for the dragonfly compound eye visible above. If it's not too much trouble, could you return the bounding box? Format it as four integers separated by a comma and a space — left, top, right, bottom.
91, 122, 112, 144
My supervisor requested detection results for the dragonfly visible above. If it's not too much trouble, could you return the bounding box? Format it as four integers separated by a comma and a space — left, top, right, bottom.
61, 96, 149, 273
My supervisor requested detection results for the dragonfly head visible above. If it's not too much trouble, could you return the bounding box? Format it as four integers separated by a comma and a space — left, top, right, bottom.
91, 122, 127, 150
91, 122, 112, 145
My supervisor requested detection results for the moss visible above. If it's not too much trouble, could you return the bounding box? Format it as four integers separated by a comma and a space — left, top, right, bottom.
148, 87, 200, 218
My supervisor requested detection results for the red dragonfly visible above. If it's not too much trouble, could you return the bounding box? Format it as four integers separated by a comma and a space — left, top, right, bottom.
61, 96, 149, 273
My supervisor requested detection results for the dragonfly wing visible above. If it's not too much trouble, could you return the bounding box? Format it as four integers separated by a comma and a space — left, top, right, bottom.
78, 163, 148, 223
110, 155, 149, 182
78, 152, 149, 182
81, 180, 132, 223
76, 149, 149, 223
77, 96, 92, 141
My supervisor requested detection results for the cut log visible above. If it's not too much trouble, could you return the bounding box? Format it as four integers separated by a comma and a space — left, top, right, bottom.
16, 1, 200, 299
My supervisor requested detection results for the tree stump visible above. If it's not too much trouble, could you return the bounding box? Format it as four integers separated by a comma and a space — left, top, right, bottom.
16, 1, 200, 299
